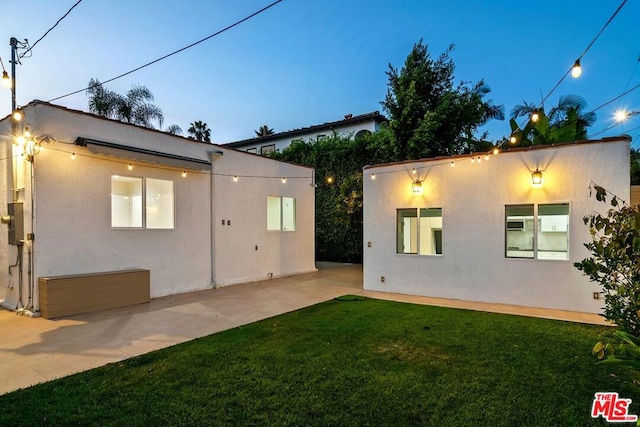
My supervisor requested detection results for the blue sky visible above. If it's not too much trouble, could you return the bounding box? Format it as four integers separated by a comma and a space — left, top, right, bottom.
2, 0, 639, 145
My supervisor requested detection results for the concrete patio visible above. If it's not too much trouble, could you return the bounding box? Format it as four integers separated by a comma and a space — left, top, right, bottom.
0, 263, 608, 396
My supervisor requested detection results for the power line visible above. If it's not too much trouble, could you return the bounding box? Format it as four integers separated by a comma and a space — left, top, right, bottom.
19, 0, 84, 59
48, 0, 284, 103
537, 0, 628, 109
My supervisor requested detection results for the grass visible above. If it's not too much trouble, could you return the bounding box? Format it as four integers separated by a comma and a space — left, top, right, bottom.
1, 296, 639, 426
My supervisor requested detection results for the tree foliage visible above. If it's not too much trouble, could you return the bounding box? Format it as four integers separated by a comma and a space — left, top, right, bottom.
86, 79, 164, 129
509, 95, 596, 146
631, 148, 640, 185
188, 120, 212, 143
255, 125, 274, 137
574, 184, 640, 335
381, 40, 504, 160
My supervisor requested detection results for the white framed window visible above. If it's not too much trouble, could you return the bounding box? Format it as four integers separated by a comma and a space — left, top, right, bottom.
246, 148, 257, 153
111, 175, 175, 229
267, 196, 296, 231
396, 208, 443, 255
261, 144, 275, 155
505, 203, 569, 260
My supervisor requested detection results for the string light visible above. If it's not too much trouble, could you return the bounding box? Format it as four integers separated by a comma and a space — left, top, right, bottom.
484, 154, 489, 161
23, 126, 31, 138
411, 168, 416, 174
326, 176, 333, 184
531, 111, 539, 123
571, 59, 582, 78
128, 163, 133, 170
12, 109, 22, 122
70, 153, 76, 160
371, 174, 376, 180
2, 71, 10, 89
281, 177, 286, 183
509, 135, 517, 144
492, 147, 499, 155
450, 161, 455, 167
182, 171, 187, 178
471, 157, 475, 163
233, 175, 238, 182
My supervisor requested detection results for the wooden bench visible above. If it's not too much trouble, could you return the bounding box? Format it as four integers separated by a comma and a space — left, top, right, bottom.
39, 269, 150, 319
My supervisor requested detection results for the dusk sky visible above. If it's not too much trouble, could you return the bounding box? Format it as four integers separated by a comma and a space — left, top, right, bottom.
2, 0, 639, 146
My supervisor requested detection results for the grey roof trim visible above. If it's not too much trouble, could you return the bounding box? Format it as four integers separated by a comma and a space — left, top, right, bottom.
223, 111, 387, 148
75, 137, 213, 171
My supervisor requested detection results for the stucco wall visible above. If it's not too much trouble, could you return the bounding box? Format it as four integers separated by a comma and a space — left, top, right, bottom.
234, 120, 381, 153
0, 102, 316, 311
363, 138, 630, 313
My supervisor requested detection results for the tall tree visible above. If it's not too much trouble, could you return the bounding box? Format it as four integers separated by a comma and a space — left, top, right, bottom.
381, 40, 503, 160
509, 94, 596, 146
188, 120, 212, 142
86, 79, 164, 129
255, 125, 274, 137
165, 124, 183, 136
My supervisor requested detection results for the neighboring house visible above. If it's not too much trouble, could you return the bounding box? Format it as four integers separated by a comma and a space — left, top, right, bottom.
0, 101, 316, 316
363, 136, 631, 314
224, 111, 386, 154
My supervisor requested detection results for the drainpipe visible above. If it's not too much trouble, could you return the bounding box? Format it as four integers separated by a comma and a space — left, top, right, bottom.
208, 150, 223, 287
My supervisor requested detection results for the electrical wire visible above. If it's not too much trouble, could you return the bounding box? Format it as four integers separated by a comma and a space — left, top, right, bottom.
538, 0, 628, 108
48, 0, 284, 103
19, 0, 84, 59
0, 56, 7, 73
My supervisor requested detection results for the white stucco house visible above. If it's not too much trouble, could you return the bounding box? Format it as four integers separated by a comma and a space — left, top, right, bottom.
363, 136, 631, 314
0, 101, 316, 316
223, 111, 386, 154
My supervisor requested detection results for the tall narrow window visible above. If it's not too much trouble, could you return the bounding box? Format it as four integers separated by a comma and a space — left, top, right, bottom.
397, 209, 418, 254
111, 176, 143, 228
505, 205, 534, 259
146, 178, 174, 229
282, 197, 296, 231
537, 203, 569, 260
419, 208, 443, 255
267, 196, 282, 231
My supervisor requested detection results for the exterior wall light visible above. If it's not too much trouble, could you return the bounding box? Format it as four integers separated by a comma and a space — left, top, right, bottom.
412, 180, 422, 194
531, 169, 543, 187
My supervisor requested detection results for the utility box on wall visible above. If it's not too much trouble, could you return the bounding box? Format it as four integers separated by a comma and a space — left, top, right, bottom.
7, 202, 24, 246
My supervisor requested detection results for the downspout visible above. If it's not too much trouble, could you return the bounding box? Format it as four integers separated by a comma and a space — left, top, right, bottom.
209, 153, 216, 287
208, 150, 223, 287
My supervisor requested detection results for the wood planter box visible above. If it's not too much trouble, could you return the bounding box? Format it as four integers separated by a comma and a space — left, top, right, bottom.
39, 269, 150, 319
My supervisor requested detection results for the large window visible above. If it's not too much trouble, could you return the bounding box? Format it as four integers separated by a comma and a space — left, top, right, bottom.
505, 203, 569, 260
267, 196, 296, 231
261, 144, 275, 155
396, 208, 443, 255
111, 175, 174, 229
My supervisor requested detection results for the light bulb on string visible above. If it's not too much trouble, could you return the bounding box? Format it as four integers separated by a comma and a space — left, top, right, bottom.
571, 59, 582, 78
128, 163, 133, 170
412, 168, 416, 175
182, 171, 187, 178
281, 177, 286, 184
531, 111, 539, 123
450, 161, 455, 167
493, 147, 499, 155
71, 153, 76, 160
510, 135, 517, 144
233, 175, 238, 182
371, 174, 376, 180
2, 71, 10, 89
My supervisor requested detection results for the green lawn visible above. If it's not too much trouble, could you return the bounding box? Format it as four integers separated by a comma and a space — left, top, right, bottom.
1, 296, 638, 426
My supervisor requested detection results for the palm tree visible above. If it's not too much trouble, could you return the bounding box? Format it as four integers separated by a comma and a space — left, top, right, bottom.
86, 79, 164, 129
509, 95, 596, 146
165, 124, 183, 136
87, 78, 122, 118
255, 125, 274, 137
188, 121, 212, 142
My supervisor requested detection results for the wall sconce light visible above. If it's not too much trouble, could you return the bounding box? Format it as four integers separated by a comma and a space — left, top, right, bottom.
531, 169, 543, 187
412, 180, 423, 194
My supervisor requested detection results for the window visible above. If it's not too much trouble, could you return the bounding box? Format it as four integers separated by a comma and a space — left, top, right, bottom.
267, 196, 296, 231
355, 129, 372, 140
396, 208, 443, 255
246, 148, 257, 153
505, 203, 569, 260
261, 144, 275, 155
111, 175, 174, 229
